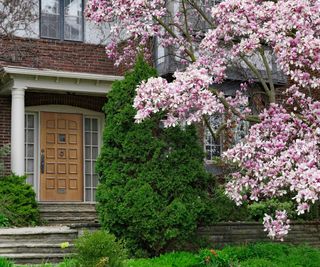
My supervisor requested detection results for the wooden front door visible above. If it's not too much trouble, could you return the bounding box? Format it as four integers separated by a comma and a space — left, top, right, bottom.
40, 112, 83, 202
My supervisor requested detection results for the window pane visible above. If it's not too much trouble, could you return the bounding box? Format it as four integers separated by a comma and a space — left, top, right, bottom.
27, 144, 34, 157
85, 160, 91, 174
85, 118, 91, 131
27, 159, 34, 173
41, 0, 60, 39
85, 189, 92, 202
85, 146, 91, 159
92, 133, 98, 146
85, 132, 91, 145
92, 147, 98, 159
93, 174, 98, 187
27, 115, 34, 128
92, 119, 98, 131
64, 0, 82, 41
85, 174, 91, 187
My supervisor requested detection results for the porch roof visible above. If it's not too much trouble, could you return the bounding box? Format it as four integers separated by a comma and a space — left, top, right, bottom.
0, 66, 123, 96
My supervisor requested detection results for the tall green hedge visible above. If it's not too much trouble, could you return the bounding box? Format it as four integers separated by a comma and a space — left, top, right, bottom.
96, 59, 216, 257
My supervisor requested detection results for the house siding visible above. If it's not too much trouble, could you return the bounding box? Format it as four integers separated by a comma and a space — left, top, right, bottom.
0, 96, 11, 174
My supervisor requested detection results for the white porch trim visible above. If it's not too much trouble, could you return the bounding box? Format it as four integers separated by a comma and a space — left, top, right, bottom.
1, 66, 123, 96
11, 87, 26, 175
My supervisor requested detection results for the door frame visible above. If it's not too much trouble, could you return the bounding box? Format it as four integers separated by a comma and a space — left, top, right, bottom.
25, 105, 104, 202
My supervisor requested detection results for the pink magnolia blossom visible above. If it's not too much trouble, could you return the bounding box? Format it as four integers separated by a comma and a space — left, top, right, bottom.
86, 0, 320, 240
263, 211, 290, 241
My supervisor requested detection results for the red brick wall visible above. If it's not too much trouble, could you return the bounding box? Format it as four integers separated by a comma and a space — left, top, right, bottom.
0, 36, 125, 76
25, 92, 106, 112
0, 96, 11, 174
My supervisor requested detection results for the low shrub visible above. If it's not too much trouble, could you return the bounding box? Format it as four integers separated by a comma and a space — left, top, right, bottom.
0, 174, 40, 226
74, 230, 127, 267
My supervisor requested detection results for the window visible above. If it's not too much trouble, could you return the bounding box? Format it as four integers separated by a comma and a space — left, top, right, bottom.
205, 114, 249, 161
84, 117, 100, 202
40, 0, 83, 41
25, 113, 37, 186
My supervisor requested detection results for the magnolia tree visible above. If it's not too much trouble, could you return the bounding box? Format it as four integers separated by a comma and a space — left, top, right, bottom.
86, 0, 320, 240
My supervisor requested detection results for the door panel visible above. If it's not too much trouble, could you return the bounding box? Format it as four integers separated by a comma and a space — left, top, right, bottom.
40, 112, 83, 201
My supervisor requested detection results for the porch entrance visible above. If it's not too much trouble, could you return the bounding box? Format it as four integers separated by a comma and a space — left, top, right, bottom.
40, 112, 83, 201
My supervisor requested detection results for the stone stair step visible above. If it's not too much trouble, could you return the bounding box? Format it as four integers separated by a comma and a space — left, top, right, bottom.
1, 253, 73, 264
0, 226, 78, 243
0, 243, 74, 254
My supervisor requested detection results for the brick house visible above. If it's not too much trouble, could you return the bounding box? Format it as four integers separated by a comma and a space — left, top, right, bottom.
0, 0, 124, 203
0, 0, 286, 203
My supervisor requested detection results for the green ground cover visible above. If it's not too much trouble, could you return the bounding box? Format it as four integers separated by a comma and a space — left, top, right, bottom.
5, 242, 320, 267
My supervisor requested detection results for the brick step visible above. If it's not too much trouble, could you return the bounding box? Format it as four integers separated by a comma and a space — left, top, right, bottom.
0, 243, 74, 254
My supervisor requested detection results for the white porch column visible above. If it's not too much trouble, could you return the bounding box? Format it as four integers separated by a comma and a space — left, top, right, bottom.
11, 87, 26, 175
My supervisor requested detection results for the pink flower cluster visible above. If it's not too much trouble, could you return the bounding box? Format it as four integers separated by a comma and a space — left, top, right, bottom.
85, 0, 166, 66
224, 91, 320, 239
134, 67, 226, 127
263, 211, 290, 241
200, 0, 320, 88
86, 0, 320, 240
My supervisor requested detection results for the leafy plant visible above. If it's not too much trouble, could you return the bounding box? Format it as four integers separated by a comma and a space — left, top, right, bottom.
74, 230, 127, 267
125, 252, 198, 267
0, 257, 13, 267
96, 58, 216, 257
0, 213, 9, 228
0, 144, 10, 177
0, 174, 40, 226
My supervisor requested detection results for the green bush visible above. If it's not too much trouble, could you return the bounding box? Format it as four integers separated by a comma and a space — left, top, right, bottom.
207, 186, 250, 222
0, 258, 13, 267
0, 174, 40, 226
96, 58, 216, 257
74, 230, 127, 267
0, 145, 10, 177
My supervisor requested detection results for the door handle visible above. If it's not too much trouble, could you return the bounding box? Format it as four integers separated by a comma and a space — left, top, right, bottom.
41, 149, 45, 174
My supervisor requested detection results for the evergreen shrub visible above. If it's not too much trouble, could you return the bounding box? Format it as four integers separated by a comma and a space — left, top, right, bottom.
96, 59, 216, 257
0, 174, 40, 226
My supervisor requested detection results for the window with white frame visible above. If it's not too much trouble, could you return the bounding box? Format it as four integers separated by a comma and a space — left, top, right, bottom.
84, 117, 100, 202
40, 0, 83, 41
25, 113, 37, 186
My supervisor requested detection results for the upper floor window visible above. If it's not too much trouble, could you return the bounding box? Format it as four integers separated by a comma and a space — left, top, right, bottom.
40, 0, 83, 41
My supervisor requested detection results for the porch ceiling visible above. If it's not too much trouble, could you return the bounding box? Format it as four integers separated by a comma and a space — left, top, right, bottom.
0, 66, 123, 95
